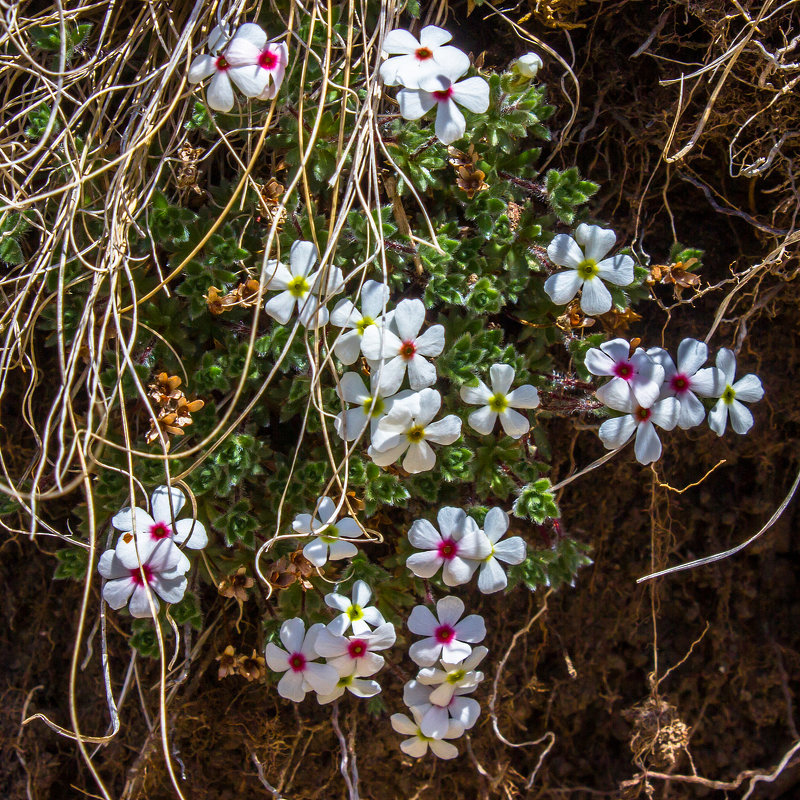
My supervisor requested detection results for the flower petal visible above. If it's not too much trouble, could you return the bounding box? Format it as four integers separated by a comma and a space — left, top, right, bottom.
290, 240, 318, 277
506, 384, 540, 409
544, 269, 582, 306
492, 535, 526, 565
429, 739, 459, 759
460, 380, 492, 405
728, 399, 755, 434
596, 378, 636, 413
442, 557, 478, 586
651, 397, 680, 431
483, 507, 508, 543
676, 392, 706, 430
112, 506, 155, 535
383, 29, 420, 55
708, 400, 728, 436
102, 577, 135, 610
129, 585, 158, 618
408, 604, 439, 635
397, 88, 436, 120
403, 440, 436, 473
732, 374, 764, 403
277, 670, 306, 702
596, 254, 634, 286
691, 367, 726, 398
407, 354, 438, 390
173, 517, 207, 549
598, 415, 637, 450
676, 338, 707, 376
188, 54, 217, 83
547, 234, 584, 270
467, 406, 497, 436
452, 76, 490, 113
328, 539, 359, 561
716, 348, 737, 384
408, 518, 442, 549
633, 421, 662, 464
264, 291, 297, 324
434, 98, 466, 145
302, 537, 329, 567
409, 638, 442, 667
578, 276, 612, 316
575, 223, 616, 262
206, 71, 234, 112
499, 407, 530, 439
280, 617, 307, 653
454, 613, 485, 643
424, 415, 462, 445
419, 25, 452, 46
415, 325, 445, 357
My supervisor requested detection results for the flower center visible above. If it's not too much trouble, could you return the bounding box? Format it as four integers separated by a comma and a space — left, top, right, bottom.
432, 87, 454, 102
346, 603, 364, 621
362, 394, 385, 418
319, 524, 340, 544
670, 373, 690, 393
721, 385, 736, 404
356, 315, 375, 335
635, 406, 652, 423
149, 522, 171, 540
434, 624, 456, 644
130, 564, 153, 586
287, 275, 310, 299
576, 258, 599, 280
399, 340, 417, 360
437, 538, 458, 560
488, 393, 508, 413
258, 49, 278, 70
446, 669, 466, 684
338, 674, 354, 687
483, 544, 496, 563
215, 55, 230, 71
347, 639, 367, 658
415, 46, 433, 61
288, 652, 306, 672
406, 425, 426, 443
613, 361, 634, 380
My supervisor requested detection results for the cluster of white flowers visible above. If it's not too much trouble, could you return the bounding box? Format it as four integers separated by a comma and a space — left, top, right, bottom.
590, 337, 764, 464
380, 26, 490, 145
391, 597, 487, 759
266, 581, 395, 703
98, 486, 207, 617
188, 23, 288, 112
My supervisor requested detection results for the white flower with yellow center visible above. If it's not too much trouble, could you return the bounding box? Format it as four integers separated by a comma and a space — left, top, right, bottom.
460, 364, 540, 439
315, 672, 382, 705
292, 496, 361, 567
390, 708, 464, 759
329, 280, 393, 365
416, 646, 488, 706
708, 348, 764, 436
403, 679, 481, 739
324, 580, 386, 636
474, 507, 527, 594
333, 372, 413, 444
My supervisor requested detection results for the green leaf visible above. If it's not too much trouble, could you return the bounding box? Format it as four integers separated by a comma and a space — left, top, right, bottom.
512, 478, 559, 524
171, 591, 203, 630
54, 547, 89, 581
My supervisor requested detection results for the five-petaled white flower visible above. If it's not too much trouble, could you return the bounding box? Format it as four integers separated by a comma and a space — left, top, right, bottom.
708, 348, 764, 436
597, 381, 680, 464
333, 372, 412, 444
220, 23, 289, 101
263, 240, 344, 328
314, 622, 396, 677
544, 223, 635, 316
368, 388, 462, 474
398, 73, 490, 146
315, 672, 382, 705
586, 338, 664, 409
407, 596, 486, 667
406, 507, 490, 586
460, 364, 540, 439
416, 645, 488, 706
403, 679, 481, 738
361, 298, 444, 393
475, 507, 526, 594
324, 580, 386, 636
292, 496, 361, 567
514, 52, 543, 78
329, 279, 393, 365
390, 708, 464, 759
380, 25, 470, 89
647, 339, 726, 429
265, 618, 339, 702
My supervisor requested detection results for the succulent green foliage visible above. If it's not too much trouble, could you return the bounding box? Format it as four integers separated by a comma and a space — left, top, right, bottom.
171, 591, 203, 630
545, 168, 599, 225
29, 22, 92, 62
512, 478, 560, 524
507, 537, 593, 592
130, 619, 162, 659
0, 213, 32, 265
25, 103, 60, 140
53, 547, 89, 580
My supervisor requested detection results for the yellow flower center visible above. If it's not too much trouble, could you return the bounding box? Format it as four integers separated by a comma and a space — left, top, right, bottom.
721, 385, 736, 405
446, 669, 466, 684
362, 395, 385, 418
356, 316, 375, 335
319, 524, 339, 544
288, 275, 310, 298
576, 258, 599, 280
346, 603, 364, 621
488, 393, 508, 413
406, 425, 426, 443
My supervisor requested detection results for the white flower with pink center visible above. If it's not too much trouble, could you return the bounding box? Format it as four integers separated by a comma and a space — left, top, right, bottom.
586, 338, 664, 409
544, 224, 634, 316
390, 708, 464, 759
292, 496, 361, 567
380, 25, 470, 89
314, 622, 397, 677
220, 23, 289, 101
403, 679, 481, 739
416, 645, 488, 707
597, 380, 680, 465
405, 507, 491, 586
647, 339, 726, 429
475, 507, 527, 594
707, 348, 764, 436
324, 580, 386, 636
361, 298, 444, 393
397, 73, 490, 146
265, 618, 339, 702
407, 596, 486, 667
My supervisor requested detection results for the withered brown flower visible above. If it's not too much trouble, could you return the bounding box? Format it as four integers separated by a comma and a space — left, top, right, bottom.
266, 551, 314, 592
237, 650, 266, 682
149, 373, 183, 406
216, 645, 238, 680
556, 299, 595, 331
218, 566, 254, 603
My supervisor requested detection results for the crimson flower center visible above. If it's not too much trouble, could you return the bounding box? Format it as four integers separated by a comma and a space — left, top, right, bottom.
613, 361, 634, 380
150, 522, 171, 540
259, 49, 278, 69
437, 539, 458, 560
288, 652, 306, 672
671, 373, 690, 393
347, 639, 367, 658
399, 340, 417, 359
635, 406, 652, 423
432, 87, 454, 102
215, 55, 230, 71
415, 46, 433, 61
130, 564, 153, 586
434, 624, 456, 644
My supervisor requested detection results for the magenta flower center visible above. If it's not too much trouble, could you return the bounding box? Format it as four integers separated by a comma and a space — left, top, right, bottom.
130, 564, 153, 586
613, 361, 634, 380
434, 624, 456, 644
259, 49, 278, 70
635, 406, 652, 423
432, 87, 454, 102
215, 55, 230, 71
150, 522, 171, 540
437, 538, 458, 560
288, 652, 306, 672
347, 639, 367, 658
415, 46, 433, 61
670, 373, 690, 393
399, 340, 417, 360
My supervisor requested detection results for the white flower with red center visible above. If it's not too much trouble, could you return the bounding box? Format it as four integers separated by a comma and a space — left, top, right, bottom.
219, 23, 289, 101
647, 339, 726, 429
263, 240, 344, 328
292, 496, 362, 567
333, 372, 413, 444
416, 645, 488, 706
329, 280, 393, 365
265, 618, 339, 702
460, 363, 540, 439
379, 25, 470, 89
407, 596, 486, 667
397, 73, 491, 146
188, 24, 273, 112
98, 534, 190, 618
597, 381, 680, 464
586, 338, 664, 409
544, 223, 635, 316
111, 485, 208, 550
324, 580, 386, 636
314, 622, 397, 677
405, 507, 491, 586
514, 51, 543, 78
390, 708, 464, 759
361, 298, 444, 393
367, 388, 462, 474
475, 507, 527, 594
707, 348, 764, 436
403, 679, 481, 738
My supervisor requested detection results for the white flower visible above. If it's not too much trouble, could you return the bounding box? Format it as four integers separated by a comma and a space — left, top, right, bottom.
416, 646, 488, 706
544, 223, 635, 316
98, 535, 190, 618
398, 73, 490, 146
403, 679, 481, 738
390, 708, 464, 759
460, 364, 540, 439
708, 348, 764, 436
333, 372, 413, 444
380, 25, 470, 88
292, 496, 361, 567
329, 280, 393, 365
475, 507, 526, 594
587, 338, 664, 409
314, 622, 396, 677
112, 484, 208, 550
407, 596, 486, 667
315, 673, 382, 705
188, 25, 271, 112
324, 580, 386, 636
514, 52, 543, 78
368, 388, 462, 474
647, 339, 726, 429
406, 507, 491, 586
265, 618, 339, 702
361, 298, 444, 393
263, 240, 344, 328
597, 381, 680, 464
220, 23, 289, 101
